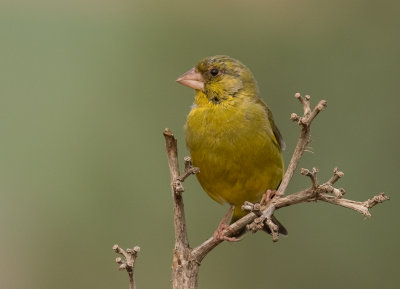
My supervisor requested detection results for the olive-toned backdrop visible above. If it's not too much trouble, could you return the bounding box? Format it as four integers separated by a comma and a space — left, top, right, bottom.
0, 1, 398, 289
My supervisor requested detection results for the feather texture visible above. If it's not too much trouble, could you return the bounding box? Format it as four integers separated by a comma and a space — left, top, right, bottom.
181, 55, 286, 234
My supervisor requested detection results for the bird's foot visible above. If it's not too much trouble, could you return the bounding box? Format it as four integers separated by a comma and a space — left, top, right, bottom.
213, 223, 242, 242
213, 206, 242, 242
260, 189, 277, 206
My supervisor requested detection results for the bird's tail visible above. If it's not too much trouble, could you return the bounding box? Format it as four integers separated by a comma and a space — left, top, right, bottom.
230, 206, 288, 236
264, 215, 288, 236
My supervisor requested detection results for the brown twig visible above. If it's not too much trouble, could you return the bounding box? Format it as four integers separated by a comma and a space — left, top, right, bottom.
190, 168, 389, 259
164, 129, 190, 249
177, 156, 200, 182
300, 167, 319, 189
113, 245, 140, 289
162, 93, 389, 289
277, 93, 327, 197
163, 129, 198, 289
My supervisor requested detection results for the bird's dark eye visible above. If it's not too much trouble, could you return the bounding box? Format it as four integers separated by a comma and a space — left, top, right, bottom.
210, 68, 219, 76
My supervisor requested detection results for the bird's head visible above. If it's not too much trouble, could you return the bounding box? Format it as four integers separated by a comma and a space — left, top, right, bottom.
177, 55, 259, 104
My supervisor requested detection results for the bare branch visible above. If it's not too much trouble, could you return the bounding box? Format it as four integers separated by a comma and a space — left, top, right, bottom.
113, 245, 140, 289
276, 93, 327, 197
177, 156, 200, 182
190, 179, 389, 261
327, 167, 345, 185
316, 192, 389, 216
164, 129, 199, 289
265, 219, 279, 242
300, 167, 319, 189
163, 128, 190, 249
161, 93, 388, 289
272, 167, 389, 218
190, 90, 386, 248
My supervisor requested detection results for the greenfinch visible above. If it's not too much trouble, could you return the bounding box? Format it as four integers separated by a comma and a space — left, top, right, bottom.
177, 55, 287, 236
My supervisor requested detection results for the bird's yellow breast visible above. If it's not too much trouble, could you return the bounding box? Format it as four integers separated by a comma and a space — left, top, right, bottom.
185, 91, 284, 211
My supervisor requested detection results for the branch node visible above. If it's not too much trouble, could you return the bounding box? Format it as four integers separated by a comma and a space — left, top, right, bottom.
113, 244, 122, 253
184, 156, 192, 170
242, 201, 262, 215
290, 113, 301, 123
177, 156, 200, 182
247, 219, 264, 232
327, 167, 344, 185
295, 92, 312, 116
245, 201, 279, 242
293, 94, 328, 127
364, 193, 390, 209
334, 187, 346, 198
301, 167, 319, 189
316, 100, 328, 111
173, 180, 185, 194
113, 244, 140, 289
265, 219, 279, 242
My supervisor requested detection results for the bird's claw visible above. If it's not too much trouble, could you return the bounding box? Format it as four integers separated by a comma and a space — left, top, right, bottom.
260, 189, 277, 206
212, 206, 243, 242
213, 223, 242, 242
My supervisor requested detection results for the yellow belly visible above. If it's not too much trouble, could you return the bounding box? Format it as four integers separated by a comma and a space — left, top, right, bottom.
185, 98, 284, 215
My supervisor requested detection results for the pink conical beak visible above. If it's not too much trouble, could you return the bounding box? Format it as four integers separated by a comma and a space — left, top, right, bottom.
176, 67, 204, 90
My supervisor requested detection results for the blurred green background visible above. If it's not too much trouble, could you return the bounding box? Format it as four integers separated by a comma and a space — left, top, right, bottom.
0, 0, 398, 288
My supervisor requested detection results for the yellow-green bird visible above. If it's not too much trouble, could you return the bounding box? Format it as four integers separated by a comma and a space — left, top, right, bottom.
177, 55, 287, 238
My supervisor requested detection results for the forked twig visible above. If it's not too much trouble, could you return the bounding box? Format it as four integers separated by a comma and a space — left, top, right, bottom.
113, 245, 140, 289
110, 93, 389, 289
